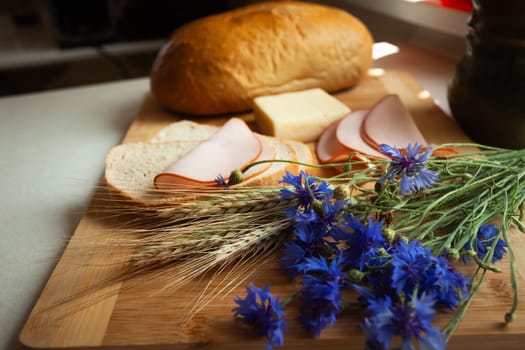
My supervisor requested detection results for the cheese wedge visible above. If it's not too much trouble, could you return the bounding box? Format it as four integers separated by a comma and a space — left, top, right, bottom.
253, 88, 350, 142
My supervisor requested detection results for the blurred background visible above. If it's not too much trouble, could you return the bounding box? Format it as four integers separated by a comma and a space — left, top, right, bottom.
0, 0, 234, 96
0, 0, 470, 97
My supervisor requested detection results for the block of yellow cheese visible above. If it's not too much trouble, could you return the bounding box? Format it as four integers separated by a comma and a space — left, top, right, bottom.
253, 88, 351, 142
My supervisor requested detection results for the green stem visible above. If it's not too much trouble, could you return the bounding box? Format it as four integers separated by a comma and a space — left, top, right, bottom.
501, 196, 519, 323
443, 268, 487, 337
241, 159, 338, 173
473, 255, 501, 272
435, 142, 512, 153
282, 290, 301, 307
241, 158, 387, 174
421, 171, 507, 219
511, 217, 525, 233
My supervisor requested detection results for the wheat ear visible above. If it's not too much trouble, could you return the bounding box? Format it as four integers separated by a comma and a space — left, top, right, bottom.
50, 186, 293, 320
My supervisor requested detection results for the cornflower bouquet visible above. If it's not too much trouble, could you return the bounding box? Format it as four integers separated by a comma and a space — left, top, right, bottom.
231, 143, 524, 350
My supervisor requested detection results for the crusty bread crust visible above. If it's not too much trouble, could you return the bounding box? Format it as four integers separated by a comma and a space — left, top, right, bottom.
150, 1, 373, 115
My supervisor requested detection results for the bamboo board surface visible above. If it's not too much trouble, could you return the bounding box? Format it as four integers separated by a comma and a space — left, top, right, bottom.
20, 70, 525, 349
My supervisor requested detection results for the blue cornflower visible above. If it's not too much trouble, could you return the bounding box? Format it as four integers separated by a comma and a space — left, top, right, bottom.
280, 198, 348, 279
280, 241, 308, 279
299, 254, 347, 337
364, 293, 446, 350
292, 218, 328, 258
234, 283, 287, 350
391, 240, 435, 295
294, 199, 346, 242
361, 318, 385, 350
215, 174, 227, 186
338, 215, 388, 271
294, 221, 325, 245
280, 215, 334, 280
379, 143, 439, 195
294, 210, 324, 231
301, 254, 348, 302
431, 256, 470, 309
299, 304, 338, 339
279, 171, 333, 213
464, 224, 507, 263
317, 199, 347, 231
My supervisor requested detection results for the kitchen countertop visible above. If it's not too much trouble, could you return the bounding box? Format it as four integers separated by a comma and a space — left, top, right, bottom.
0, 42, 458, 349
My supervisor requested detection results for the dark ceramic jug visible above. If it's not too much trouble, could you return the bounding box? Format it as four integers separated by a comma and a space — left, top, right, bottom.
448, 0, 525, 149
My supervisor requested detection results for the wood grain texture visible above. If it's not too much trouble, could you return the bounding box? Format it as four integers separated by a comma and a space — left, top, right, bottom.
20, 70, 525, 349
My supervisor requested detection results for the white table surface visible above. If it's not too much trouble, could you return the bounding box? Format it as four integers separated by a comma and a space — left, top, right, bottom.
0, 43, 457, 349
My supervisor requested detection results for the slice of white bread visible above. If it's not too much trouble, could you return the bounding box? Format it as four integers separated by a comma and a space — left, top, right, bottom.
149, 120, 218, 143
104, 120, 313, 205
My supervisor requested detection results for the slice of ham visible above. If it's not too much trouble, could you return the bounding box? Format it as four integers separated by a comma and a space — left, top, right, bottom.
361, 94, 426, 151
336, 110, 387, 159
316, 111, 386, 166
316, 119, 351, 164
154, 118, 271, 188
241, 134, 276, 178
317, 95, 456, 172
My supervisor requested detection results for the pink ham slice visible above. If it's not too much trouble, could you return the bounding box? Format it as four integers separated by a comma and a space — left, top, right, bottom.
317, 119, 351, 164
316, 111, 386, 166
336, 110, 387, 159
154, 118, 271, 188
240, 134, 275, 178
361, 94, 426, 151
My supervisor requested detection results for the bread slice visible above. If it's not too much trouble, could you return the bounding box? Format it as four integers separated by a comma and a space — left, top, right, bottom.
288, 139, 314, 172
105, 141, 200, 204
104, 120, 313, 205
149, 120, 217, 143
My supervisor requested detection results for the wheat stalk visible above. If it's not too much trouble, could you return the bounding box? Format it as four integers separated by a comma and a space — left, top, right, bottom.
93, 185, 285, 227
181, 233, 288, 325
49, 185, 293, 322
96, 185, 293, 279
99, 213, 292, 326
128, 214, 291, 270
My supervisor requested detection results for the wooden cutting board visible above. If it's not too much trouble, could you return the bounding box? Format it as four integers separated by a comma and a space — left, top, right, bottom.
20, 70, 525, 349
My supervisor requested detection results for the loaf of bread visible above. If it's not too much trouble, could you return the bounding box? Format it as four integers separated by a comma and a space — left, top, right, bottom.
150, 1, 373, 116
105, 120, 313, 205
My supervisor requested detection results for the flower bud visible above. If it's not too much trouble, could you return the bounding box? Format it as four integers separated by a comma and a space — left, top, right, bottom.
447, 248, 460, 262
312, 199, 324, 216
382, 228, 396, 243
376, 247, 389, 257
399, 236, 409, 245
466, 249, 477, 257
227, 169, 244, 185
333, 185, 350, 200
348, 269, 365, 283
